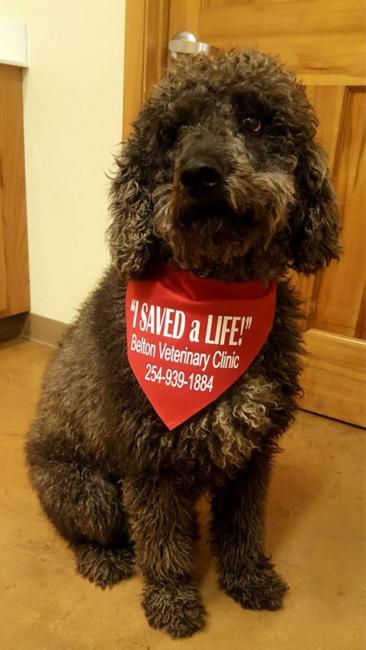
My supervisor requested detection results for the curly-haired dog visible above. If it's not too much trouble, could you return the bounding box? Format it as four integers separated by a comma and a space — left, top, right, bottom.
26, 51, 340, 638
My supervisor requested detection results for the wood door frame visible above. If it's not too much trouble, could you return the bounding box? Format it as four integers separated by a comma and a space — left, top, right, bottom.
123, 0, 170, 138
122, 2, 366, 427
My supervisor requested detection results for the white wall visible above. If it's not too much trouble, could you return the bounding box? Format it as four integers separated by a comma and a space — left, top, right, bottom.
1, 2, 125, 322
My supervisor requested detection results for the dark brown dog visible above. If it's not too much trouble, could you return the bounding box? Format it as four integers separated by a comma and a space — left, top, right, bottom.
26, 50, 340, 638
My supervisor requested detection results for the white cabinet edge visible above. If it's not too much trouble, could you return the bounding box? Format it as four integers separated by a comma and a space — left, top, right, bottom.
0, 24, 28, 67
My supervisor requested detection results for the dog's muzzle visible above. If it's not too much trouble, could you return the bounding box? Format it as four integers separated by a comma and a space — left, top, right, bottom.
180, 157, 223, 194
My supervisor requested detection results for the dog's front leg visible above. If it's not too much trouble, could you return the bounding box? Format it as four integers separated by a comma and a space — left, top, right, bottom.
210, 445, 288, 610
123, 476, 205, 638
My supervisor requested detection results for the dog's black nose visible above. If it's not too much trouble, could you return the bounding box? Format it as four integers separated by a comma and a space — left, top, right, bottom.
180, 160, 222, 193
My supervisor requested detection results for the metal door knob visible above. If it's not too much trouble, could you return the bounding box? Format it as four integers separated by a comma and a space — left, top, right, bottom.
168, 30, 219, 59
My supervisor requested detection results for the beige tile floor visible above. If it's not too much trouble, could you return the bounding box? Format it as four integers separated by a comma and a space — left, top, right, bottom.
0, 339, 365, 650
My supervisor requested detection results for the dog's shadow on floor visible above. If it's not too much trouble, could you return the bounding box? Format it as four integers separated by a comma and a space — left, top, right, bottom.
194, 455, 326, 585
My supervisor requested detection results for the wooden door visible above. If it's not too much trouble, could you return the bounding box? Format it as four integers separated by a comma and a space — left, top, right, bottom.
123, 0, 366, 427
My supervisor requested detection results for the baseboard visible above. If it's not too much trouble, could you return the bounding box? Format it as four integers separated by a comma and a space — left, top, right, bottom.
21, 313, 68, 347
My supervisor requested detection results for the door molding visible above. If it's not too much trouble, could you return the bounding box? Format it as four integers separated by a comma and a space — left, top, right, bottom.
123, 0, 170, 138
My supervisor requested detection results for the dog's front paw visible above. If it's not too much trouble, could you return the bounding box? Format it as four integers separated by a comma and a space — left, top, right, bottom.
220, 556, 288, 611
142, 582, 205, 638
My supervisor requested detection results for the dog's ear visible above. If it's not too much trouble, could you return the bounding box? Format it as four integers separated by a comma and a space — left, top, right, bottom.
289, 141, 341, 275
107, 147, 156, 279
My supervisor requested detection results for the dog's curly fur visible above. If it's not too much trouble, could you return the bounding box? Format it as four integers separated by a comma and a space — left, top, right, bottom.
26, 51, 340, 638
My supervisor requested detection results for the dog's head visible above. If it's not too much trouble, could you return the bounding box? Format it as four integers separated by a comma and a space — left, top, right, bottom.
109, 50, 340, 281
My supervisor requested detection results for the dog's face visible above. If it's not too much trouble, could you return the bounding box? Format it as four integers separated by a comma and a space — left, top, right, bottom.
109, 51, 340, 281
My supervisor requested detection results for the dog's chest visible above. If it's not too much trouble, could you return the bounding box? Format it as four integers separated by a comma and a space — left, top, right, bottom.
115, 280, 301, 481
142, 378, 271, 480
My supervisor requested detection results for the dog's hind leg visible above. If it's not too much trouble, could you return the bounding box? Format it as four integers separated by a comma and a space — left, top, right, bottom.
26, 432, 134, 588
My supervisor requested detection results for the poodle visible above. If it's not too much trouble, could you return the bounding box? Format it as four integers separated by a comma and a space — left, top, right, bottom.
26, 50, 340, 638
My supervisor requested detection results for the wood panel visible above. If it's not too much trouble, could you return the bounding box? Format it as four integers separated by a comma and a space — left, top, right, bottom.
311, 88, 366, 338
301, 329, 366, 427
305, 86, 345, 172
196, 0, 365, 85
0, 65, 30, 318
293, 86, 346, 327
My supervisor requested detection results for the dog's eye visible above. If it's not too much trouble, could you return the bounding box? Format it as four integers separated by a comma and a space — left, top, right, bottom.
159, 123, 189, 148
242, 115, 262, 133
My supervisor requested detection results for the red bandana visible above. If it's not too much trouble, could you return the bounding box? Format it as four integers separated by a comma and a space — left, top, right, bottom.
125, 265, 276, 430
